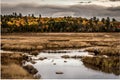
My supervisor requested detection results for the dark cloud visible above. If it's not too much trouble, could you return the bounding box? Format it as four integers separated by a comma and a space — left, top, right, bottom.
109, 0, 120, 1
1, 3, 120, 20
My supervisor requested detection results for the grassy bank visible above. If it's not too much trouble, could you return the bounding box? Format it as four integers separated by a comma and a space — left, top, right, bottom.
82, 56, 120, 75
85, 47, 120, 56
1, 52, 34, 79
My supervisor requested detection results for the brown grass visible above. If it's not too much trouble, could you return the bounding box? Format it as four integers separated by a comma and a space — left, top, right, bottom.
1, 33, 120, 57
82, 56, 120, 75
85, 47, 120, 56
44, 41, 91, 49
1, 52, 34, 79
1, 64, 33, 79
61, 55, 82, 59
1, 52, 23, 65
2, 44, 43, 52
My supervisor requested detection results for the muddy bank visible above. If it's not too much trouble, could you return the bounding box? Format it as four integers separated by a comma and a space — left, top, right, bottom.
1, 52, 39, 79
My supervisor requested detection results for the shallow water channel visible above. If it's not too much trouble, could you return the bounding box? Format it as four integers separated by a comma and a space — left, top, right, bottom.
25, 49, 120, 79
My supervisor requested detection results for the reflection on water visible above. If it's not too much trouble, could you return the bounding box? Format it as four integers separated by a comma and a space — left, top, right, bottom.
26, 49, 120, 79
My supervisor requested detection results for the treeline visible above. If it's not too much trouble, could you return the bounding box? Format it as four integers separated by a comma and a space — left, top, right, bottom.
1, 12, 120, 33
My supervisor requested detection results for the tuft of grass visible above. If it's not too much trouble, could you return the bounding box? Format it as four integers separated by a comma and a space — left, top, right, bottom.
61, 55, 70, 59
30, 50, 40, 56
61, 55, 82, 59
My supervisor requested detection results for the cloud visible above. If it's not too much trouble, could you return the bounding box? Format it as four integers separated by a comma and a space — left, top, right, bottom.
1, 3, 120, 20
109, 0, 120, 1
52, 12, 75, 17
107, 6, 120, 11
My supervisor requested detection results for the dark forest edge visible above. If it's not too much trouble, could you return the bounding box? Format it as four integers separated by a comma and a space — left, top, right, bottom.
1, 12, 120, 33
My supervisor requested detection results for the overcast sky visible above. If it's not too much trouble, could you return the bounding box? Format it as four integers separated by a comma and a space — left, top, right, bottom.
1, 0, 120, 20
2, 0, 120, 6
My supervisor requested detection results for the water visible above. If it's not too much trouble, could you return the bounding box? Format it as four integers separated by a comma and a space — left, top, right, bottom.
25, 49, 119, 79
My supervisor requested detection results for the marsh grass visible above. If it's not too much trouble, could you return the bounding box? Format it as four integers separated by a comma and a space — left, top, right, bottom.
1, 33, 120, 51
61, 55, 82, 59
82, 56, 120, 75
1, 52, 23, 65
1, 64, 33, 79
44, 41, 91, 49
85, 47, 120, 56
89, 41, 115, 46
1, 52, 34, 79
2, 43, 43, 53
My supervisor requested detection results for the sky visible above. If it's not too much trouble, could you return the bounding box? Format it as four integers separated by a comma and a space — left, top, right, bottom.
2, 0, 120, 7
1, 0, 120, 20
2, 0, 86, 6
